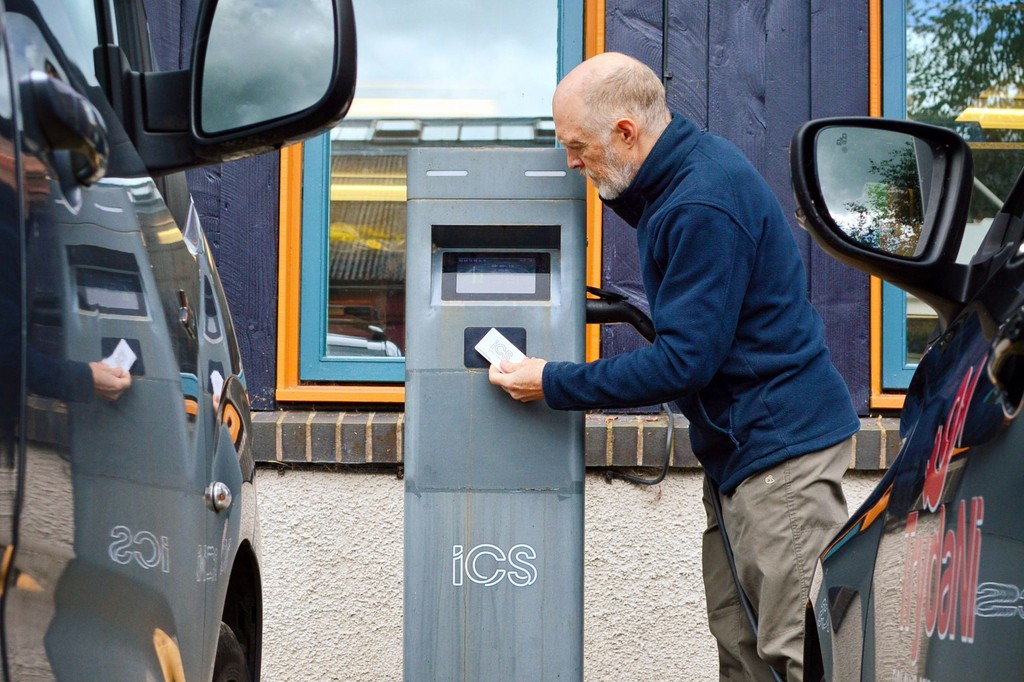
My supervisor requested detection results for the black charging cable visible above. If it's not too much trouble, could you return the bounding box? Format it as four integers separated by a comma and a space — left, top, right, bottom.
603, 402, 674, 486
708, 480, 787, 682
584, 286, 673, 486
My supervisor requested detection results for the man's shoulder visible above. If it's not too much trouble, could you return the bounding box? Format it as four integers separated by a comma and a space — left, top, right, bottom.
656, 138, 782, 224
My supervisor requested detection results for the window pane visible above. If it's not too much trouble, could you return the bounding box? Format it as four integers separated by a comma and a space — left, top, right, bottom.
326, 153, 406, 359
322, 0, 559, 368
350, 0, 558, 119
899, 1, 1024, 371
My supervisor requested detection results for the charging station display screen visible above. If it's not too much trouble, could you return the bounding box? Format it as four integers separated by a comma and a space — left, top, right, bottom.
441, 252, 550, 301
457, 256, 535, 294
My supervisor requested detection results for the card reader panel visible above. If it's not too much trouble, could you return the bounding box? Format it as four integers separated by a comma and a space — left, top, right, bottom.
463, 327, 526, 368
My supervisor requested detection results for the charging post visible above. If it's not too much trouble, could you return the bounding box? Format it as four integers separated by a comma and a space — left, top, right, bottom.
403, 148, 586, 680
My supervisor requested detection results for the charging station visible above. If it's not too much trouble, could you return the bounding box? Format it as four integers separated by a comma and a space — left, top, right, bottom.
404, 148, 587, 680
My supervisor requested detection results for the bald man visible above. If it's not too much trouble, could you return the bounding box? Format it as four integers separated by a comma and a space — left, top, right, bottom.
489, 52, 858, 681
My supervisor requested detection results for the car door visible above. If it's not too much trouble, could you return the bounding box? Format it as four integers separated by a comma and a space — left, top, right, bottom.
0, 0, 215, 678
792, 119, 1024, 680
179, 193, 254, 672
0, 11, 26, 679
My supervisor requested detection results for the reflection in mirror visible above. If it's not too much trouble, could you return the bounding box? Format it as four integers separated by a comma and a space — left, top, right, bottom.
200, 0, 335, 134
815, 127, 930, 258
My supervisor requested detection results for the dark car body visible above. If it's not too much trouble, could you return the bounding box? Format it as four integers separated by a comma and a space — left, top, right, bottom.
792, 117, 1024, 680
0, 0, 355, 679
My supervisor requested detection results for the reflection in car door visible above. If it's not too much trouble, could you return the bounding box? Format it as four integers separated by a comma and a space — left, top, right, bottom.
183, 200, 253, 671
1, 1, 215, 678
0, 13, 24, 676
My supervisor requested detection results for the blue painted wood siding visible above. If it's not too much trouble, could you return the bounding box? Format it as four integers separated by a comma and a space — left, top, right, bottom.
145, 0, 873, 413
601, 0, 872, 413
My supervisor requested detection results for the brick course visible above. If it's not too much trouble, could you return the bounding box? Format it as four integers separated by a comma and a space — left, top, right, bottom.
253, 411, 899, 471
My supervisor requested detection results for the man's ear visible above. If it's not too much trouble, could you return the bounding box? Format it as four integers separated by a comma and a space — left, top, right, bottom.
613, 117, 640, 147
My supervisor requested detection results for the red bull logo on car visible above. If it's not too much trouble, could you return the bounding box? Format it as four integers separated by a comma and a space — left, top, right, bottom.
899, 362, 986, 662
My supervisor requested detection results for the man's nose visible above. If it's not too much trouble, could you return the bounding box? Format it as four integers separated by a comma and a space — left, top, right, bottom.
565, 150, 583, 170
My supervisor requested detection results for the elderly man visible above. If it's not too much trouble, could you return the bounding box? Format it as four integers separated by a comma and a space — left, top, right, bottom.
489, 52, 858, 680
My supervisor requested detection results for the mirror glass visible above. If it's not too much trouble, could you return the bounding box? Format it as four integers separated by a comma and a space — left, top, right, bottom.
200, 0, 336, 134
814, 127, 931, 258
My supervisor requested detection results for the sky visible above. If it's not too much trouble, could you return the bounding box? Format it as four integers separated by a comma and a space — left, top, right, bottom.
350, 0, 558, 118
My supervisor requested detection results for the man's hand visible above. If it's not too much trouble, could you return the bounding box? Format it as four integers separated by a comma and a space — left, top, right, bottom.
488, 357, 547, 402
89, 361, 132, 401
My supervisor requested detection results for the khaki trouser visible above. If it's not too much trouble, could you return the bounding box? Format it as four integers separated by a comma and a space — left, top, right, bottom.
702, 438, 852, 681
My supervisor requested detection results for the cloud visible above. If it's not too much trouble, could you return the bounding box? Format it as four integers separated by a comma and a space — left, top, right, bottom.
201, 0, 337, 133
350, 0, 558, 118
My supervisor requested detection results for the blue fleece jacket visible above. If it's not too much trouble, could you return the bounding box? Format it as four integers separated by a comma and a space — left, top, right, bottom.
542, 114, 859, 493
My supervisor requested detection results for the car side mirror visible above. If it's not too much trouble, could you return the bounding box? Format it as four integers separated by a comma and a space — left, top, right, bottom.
117, 0, 357, 173
195, 0, 352, 137
791, 117, 974, 325
812, 126, 935, 258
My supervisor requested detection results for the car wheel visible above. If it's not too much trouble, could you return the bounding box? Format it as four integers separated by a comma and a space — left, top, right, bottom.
213, 622, 251, 682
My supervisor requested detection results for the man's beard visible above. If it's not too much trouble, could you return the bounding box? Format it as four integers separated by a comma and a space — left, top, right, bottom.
589, 154, 638, 200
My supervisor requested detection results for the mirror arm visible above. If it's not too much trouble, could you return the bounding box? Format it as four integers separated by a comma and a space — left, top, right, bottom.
142, 70, 189, 133
95, 45, 199, 175
937, 262, 973, 325
895, 262, 975, 330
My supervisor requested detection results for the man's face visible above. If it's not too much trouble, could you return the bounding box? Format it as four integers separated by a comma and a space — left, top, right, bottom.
554, 100, 637, 200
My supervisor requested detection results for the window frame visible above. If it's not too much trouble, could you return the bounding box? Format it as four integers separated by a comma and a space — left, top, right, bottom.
878, 0, 917, 394
276, 1, 589, 403
298, 133, 406, 384
872, 0, 1023, 404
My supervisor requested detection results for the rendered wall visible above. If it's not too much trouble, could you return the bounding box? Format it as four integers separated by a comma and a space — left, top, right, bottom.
255, 468, 880, 681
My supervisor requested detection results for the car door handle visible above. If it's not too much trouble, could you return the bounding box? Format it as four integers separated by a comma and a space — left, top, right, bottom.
178, 289, 196, 339
205, 481, 232, 512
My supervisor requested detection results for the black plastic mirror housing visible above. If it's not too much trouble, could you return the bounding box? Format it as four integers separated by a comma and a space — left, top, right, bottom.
791, 117, 974, 325
112, 0, 356, 175
190, 0, 357, 159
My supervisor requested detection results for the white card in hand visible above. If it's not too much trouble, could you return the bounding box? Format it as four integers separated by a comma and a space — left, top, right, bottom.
101, 338, 137, 372
475, 328, 526, 370
210, 369, 224, 397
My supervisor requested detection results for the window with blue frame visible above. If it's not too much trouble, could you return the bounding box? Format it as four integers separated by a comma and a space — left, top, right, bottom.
881, 0, 1024, 389
298, 0, 583, 384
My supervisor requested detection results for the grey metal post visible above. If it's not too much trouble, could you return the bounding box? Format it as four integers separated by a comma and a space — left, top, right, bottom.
404, 148, 586, 681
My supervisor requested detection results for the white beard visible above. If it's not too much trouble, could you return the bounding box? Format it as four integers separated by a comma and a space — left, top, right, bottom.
590, 156, 638, 200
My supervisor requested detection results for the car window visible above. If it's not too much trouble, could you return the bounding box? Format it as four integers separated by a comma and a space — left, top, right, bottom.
107, 0, 152, 72
27, 0, 100, 85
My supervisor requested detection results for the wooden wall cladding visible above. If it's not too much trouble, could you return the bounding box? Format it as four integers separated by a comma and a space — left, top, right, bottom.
602, 0, 872, 413
143, 0, 873, 413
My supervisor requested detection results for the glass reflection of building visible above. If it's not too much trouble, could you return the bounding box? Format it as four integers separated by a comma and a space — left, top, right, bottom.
323, 0, 558, 362
901, 1, 1024, 365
